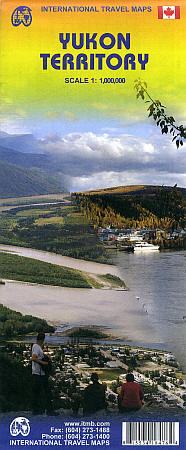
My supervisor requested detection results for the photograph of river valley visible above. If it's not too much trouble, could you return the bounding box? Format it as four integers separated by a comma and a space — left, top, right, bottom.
0, 186, 185, 415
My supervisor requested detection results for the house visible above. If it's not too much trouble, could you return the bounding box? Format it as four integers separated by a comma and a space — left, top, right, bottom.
106, 361, 120, 368
164, 353, 175, 361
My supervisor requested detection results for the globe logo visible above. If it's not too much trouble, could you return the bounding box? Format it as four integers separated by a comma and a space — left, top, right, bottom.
11, 6, 32, 27
10, 417, 30, 437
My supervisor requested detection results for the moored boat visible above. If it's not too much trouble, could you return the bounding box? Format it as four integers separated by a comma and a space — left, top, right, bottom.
133, 242, 160, 251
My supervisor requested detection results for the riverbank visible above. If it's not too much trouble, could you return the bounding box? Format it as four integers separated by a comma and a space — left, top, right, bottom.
0, 244, 118, 275
0, 250, 126, 290
0, 279, 162, 346
0, 244, 162, 346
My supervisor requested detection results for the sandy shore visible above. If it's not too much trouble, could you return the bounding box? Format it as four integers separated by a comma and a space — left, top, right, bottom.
0, 244, 119, 276
0, 244, 128, 290
0, 243, 162, 345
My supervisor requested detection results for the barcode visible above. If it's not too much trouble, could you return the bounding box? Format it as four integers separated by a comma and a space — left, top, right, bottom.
122, 422, 179, 445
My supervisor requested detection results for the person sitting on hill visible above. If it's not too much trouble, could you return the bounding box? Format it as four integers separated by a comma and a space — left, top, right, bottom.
83, 372, 107, 414
119, 373, 144, 412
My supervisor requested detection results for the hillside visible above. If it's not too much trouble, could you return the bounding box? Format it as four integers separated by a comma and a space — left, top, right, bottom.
74, 184, 185, 231
78, 184, 186, 198
0, 145, 50, 170
0, 160, 64, 198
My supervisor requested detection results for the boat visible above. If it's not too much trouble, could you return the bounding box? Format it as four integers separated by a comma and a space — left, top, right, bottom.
133, 242, 160, 251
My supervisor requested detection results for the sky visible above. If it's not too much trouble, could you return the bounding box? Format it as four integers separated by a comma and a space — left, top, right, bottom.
0, 0, 185, 191
1, 129, 185, 192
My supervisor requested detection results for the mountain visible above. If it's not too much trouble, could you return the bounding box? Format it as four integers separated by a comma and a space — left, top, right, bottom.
0, 144, 67, 174
0, 145, 50, 170
0, 160, 65, 198
0, 132, 43, 154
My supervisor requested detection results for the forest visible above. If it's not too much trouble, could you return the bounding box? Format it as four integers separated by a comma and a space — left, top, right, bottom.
73, 185, 185, 231
0, 304, 54, 337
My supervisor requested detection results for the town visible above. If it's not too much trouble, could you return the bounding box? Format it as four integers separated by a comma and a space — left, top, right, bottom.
96, 226, 185, 250
2, 340, 185, 414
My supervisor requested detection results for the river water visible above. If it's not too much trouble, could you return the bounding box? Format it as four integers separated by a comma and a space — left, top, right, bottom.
0, 244, 162, 349
0, 245, 185, 369
113, 250, 186, 370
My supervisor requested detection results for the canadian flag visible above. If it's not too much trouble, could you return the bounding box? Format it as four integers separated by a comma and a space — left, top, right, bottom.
158, 6, 180, 19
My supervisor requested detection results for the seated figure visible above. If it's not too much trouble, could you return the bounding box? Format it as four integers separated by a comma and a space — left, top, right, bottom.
119, 373, 144, 412
83, 372, 107, 414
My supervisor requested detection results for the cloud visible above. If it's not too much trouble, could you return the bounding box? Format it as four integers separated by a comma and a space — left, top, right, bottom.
0, 105, 29, 134
40, 131, 186, 190
92, 102, 146, 122
63, 111, 78, 122
0, 130, 185, 191
68, 170, 186, 193
42, 131, 184, 169
0, 118, 30, 135
45, 111, 60, 120
15, 108, 27, 118
92, 103, 109, 111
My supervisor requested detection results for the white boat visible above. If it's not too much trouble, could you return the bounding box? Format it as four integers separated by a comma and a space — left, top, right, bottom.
133, 242, 160, 251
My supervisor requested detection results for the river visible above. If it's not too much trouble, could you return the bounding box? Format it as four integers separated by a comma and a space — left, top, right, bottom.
113, 250, 186, 370
0, 244, 162, 349
0, 244, 185, 369
0, 244, 119, 275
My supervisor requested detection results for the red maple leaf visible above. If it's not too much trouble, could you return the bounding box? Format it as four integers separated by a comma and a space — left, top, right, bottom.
164, 7, 174, 17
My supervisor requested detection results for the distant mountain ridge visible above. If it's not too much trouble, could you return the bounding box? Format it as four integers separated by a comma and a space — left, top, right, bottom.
0, 131, 43, 154
0, 143, 67, 174
0, 142, 67, 198
0, 145, 50, 170
0, 160, 64, 198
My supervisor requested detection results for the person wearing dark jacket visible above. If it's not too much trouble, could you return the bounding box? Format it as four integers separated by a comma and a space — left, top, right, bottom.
119, 373, 144, 412
83, 373, 107, 414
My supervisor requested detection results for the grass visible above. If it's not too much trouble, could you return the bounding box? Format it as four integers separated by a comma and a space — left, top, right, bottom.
0, 252, 124, 291
0, 197, 111, 264
16, 208, 53, 217
83, 274, 104, 289
175, 373, 186, 380
88, 368, 125, 381
34, 216, 64, 225
67, 328, 109, 338
0, 194, 67, 206
78, 185, 146, 195
98, 273, 126, 288
0, 252, 92, 288
64, 213, 89, 225
0, 250, 125, 290
0, 216, 17, 230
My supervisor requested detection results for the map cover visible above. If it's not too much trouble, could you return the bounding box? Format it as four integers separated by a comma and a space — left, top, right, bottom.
0, 0, 185, 449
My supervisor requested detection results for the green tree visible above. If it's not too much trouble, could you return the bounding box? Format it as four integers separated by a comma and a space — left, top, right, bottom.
134, 80, 186, 148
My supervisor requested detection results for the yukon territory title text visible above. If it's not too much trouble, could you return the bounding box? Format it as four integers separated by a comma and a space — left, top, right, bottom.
40, 33, 149, 70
